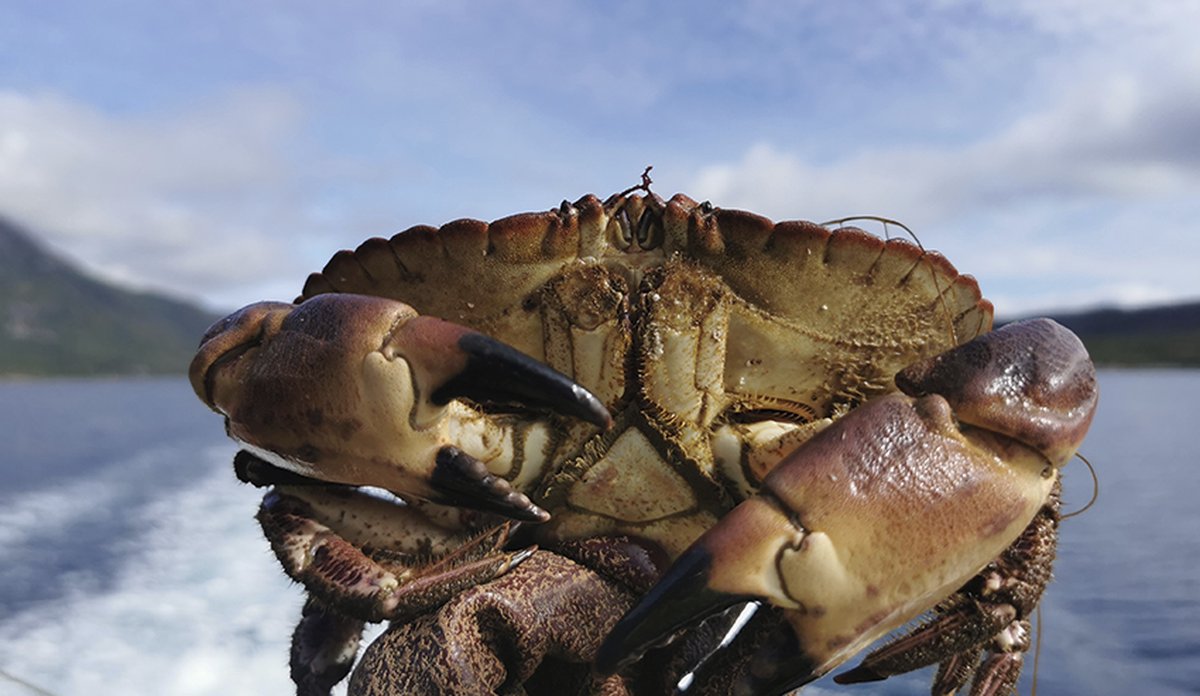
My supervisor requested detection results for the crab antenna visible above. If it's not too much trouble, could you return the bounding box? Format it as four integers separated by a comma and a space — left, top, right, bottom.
1060, 452, 1099, 520
618, 165, 654, 197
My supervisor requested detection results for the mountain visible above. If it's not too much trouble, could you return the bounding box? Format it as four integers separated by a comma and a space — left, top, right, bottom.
0, 217, 220, 376
1035, 302, 1200, 367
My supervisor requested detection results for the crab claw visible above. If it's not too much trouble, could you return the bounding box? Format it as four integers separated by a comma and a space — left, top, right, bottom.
592, 494, 783, 670
895, 317, 1098, 468
393, 310, 612, 430
596, 319, 1097, 695
189, 294, 611, 522
594, 496, 817, 695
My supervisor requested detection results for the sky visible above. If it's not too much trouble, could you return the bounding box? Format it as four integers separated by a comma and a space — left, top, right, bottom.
1, 0, 1197, 316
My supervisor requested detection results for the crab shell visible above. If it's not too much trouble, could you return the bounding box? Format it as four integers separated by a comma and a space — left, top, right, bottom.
189, 190, 1096, 695
288, 193, 994, 557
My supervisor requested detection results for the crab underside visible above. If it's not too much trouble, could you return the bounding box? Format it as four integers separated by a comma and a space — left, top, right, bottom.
190, 189, 1097, 696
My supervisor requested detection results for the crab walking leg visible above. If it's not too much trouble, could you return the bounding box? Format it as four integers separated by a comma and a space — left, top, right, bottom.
290, 596, 367, 696
258, 484, 534, 623
351, 550, 638, 696
250, 478, 537, 696
190, 295, 611, 521
596, 319, 1097, 696
932, 645, 984, 696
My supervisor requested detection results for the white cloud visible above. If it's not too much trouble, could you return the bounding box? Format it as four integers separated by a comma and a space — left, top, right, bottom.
992, 283, 1186, 319
989, 0, 1200, 39
690, 68, 1200, 222
686, 49, 1200, 312
0, 88, 326, 309
1, 0, 1197, 315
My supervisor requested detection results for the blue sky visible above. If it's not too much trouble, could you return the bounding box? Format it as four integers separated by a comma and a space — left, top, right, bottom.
1, 0, 1197, 315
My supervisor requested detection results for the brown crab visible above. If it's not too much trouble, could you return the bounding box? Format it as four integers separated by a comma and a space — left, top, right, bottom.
189, 185, 1097, 696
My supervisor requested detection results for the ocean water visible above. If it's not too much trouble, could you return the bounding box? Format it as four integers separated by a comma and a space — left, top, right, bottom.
0, 372, 1195, 695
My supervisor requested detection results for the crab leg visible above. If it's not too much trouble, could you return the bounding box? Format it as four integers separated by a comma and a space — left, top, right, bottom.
240, 456, 540, 696
351, 550, 638, 696
596, 319, 1097, 695
290, 596, 366, 696
190, 294, 611, 521
933, 645, 985, 696
256, 482, 533, 623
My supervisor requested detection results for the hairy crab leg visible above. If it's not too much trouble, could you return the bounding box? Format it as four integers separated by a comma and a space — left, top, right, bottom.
241, 453, 542, 696
190, 295, 611, 521
257, 482, 533, 623
350, 550, 638, 696
933, 645, 985, 696
291, 596, 367, 696
596, 319, 1097, 695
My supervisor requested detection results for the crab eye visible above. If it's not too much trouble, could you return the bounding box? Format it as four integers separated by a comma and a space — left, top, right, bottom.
608, 207, 634, 249
634, 208, 664, 250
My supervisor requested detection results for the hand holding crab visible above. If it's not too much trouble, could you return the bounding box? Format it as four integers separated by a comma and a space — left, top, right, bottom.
191, 189, 1097, 695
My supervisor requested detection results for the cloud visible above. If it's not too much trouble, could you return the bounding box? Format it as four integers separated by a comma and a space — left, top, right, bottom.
2, 0, 1196, 314
988, 0, 1200, 38
0, 88, 329, 309
685, 45, 1200, 313
689, 68, 1200, 223
687, 0, 1200, 221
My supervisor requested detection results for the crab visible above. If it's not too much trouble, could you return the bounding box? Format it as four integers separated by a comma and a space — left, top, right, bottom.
189, 184, 1097, 696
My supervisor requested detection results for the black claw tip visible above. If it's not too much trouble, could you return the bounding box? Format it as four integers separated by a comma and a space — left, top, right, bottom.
833, 664, 887, 684
595, 546, 748, 676
431, 446, 549, 523
436, 333, 612, 429
233, 450, 345, 489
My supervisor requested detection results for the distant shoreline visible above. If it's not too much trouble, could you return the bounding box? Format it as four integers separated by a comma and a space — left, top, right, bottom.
0, 372, 188, 382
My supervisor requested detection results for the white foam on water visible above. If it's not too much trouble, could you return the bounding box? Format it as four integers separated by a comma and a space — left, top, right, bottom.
0, 445, 388, 696
0, 435, 1172, 696
0, 463, 130, 552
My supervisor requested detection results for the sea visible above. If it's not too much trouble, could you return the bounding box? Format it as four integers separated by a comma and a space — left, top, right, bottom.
0, 371, 1196, 695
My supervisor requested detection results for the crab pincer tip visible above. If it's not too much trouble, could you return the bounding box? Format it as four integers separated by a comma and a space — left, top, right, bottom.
508, 546, 539, 568
594, 546, 748, 677
571, 383, 614, 430
431, 446, 551, 523
437, 332, 612, 429
832, 664, 887, 684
